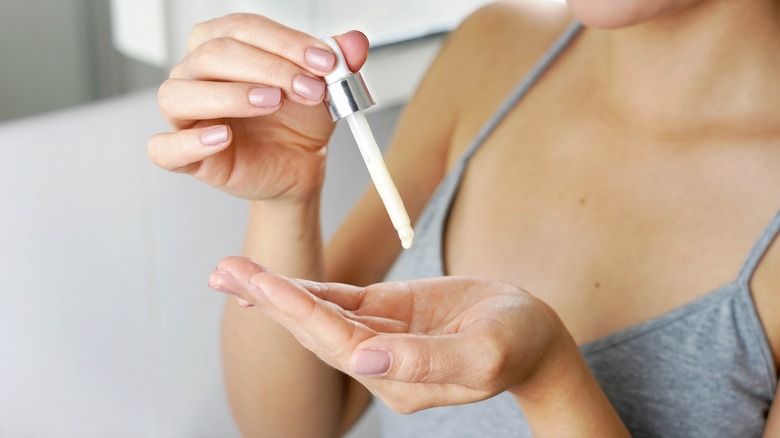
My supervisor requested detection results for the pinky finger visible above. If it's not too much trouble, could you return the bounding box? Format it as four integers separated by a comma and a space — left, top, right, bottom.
147, 125, 231, 173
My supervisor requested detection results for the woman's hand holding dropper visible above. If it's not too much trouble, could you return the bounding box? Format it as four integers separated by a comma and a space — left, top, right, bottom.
148, 13, 369, 204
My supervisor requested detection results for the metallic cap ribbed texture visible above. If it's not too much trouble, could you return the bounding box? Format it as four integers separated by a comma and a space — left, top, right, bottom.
324, 72, 376, 121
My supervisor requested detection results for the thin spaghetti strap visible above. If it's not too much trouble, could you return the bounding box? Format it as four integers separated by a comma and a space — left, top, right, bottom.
412, 21, 583, 252
459, 21, 583, 165
738, 208, 780, 286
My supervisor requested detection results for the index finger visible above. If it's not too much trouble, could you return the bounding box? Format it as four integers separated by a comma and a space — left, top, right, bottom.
293, 279, 366, 311
187, 14, 368, 75
249, 271, 374, 349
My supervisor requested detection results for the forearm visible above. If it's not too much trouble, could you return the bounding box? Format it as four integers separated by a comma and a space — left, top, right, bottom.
223, 199, 345, 437
241, 199, 324, 278
511, 332, 630, 437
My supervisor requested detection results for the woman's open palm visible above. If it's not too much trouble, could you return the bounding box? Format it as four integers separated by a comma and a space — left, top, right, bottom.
209, 257, 563, 414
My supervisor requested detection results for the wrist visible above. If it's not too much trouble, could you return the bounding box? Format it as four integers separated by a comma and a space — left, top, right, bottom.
508, 305, 629, 437
509, 308, 583, 406
247, 196, 321, 228
242, 197, 324, 278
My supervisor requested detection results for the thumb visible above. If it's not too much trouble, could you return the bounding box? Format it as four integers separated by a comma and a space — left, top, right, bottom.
351, 331, 505, 387
332, 30, 369, 72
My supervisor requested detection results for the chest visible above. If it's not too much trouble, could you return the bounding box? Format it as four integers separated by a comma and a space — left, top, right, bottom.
442, 102, 780, 346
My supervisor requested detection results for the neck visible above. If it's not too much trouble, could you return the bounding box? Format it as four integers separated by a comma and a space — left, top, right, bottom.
589, 0, 780, 139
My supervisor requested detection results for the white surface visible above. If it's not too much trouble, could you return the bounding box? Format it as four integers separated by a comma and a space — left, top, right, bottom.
110, 0, 169, 67
0, 90, 400, 436
227, 0, 489, 46
111, 0, 488, 65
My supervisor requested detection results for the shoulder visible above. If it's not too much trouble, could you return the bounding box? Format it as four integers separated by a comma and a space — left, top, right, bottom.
454, 0, 573, 46
430, 1, 573, 93
435, 0, 574, 164
386, 1, 573, 156
452, 1, 572, 68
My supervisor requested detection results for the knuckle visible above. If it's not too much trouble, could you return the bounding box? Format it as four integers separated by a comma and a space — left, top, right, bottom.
190, 20, 207, 39
406, 349, 434, 383
146, 136, 165, 167
223, 12, 253, 33
201, 37, 233, 59
156, 80, 174, 110
187, 21, 207, 50
168, 62, 185, 79
183, 37, 231, 76
477, 336, 509, 390
383, 397, 419, 415
394, 404, 418, 415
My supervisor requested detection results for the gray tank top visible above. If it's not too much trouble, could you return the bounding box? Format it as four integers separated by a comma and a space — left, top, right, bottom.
377, 22, 778, 437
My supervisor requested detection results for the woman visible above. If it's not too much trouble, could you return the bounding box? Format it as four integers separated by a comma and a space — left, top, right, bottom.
148, 0, 780, 436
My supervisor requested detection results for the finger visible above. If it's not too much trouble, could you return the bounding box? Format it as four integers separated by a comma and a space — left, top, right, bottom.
236, 298, 254, 308
211, 257, 271, 303
172, 38, 327, 106
208, 259, 327, 352
343, 314, 409, 334
188, 14, 368, 75
291, 280, 408, 333
249, 271, 374, 350
147, 125, 231, 173
208, 270, 266, 304
292, 279, 365, 311
296, 279, 413, 319
333, 31, 369, 73
351, 330, 507, 389
288, 280, 409, 332
158, 79, 282, 128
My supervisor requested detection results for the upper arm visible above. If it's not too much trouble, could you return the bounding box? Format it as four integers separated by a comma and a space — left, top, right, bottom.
755, 241, 780, 436
764, 388, 780, 437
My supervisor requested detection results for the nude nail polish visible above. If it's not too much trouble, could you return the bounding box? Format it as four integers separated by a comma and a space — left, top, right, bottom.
353, 349, 392, 376
249, 87, 282, 108
292, 75, 326, 102
200, 126, 228, 146
305, 47, 336, 71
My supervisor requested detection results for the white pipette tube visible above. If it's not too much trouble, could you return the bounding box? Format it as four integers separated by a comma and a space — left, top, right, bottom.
321, 38, 414, 249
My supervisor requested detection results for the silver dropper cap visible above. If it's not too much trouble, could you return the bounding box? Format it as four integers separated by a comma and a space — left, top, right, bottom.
321, 38, 375, 122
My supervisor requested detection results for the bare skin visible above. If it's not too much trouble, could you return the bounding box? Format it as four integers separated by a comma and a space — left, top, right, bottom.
150, 0, 780, 436
446, 0, 780, 353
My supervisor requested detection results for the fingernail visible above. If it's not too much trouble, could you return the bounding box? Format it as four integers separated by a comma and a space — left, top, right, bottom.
209, 270, 238, 295
237, 298, 254, 308
292, 75, 326, 102
249, 87, 282, 108
305, 47, 336, 71
200, 126, 228, 146
353, 349, 392, 376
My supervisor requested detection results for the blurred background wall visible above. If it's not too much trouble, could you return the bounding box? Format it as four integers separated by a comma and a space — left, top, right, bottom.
0, 1, 164, 122
0, 1, 496, 436
0, 0, 492, 123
